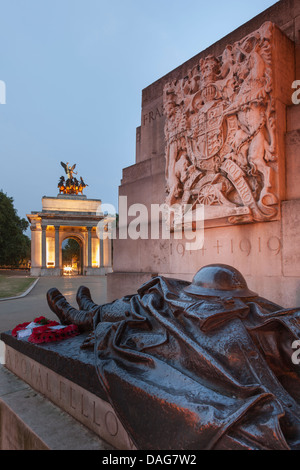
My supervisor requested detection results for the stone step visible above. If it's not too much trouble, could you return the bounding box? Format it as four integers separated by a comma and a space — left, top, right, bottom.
0, 365, 113, 450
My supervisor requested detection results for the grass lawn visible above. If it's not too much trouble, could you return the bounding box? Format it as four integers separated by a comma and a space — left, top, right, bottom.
0, 276, 37, 299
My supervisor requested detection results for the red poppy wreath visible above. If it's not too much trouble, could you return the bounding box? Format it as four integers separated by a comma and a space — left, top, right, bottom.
12, 316, 79, 344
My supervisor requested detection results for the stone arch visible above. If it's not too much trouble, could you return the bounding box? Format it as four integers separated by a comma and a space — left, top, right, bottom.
27, 195, 113, 276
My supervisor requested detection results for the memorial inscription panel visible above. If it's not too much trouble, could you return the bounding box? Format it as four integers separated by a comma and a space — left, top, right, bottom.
4, 345, 136, 450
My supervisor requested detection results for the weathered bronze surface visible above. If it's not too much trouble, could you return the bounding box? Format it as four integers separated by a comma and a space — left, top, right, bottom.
1, 330, 107, 400
47, 264, 300, 450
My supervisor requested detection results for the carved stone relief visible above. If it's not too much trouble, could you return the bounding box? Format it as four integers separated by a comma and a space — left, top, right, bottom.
163, 22, 282, 225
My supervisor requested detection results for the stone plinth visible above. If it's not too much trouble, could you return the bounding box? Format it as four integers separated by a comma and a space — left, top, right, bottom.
41, 195, 101, 213
0, 366, 112, 450
0, 332, 136, 450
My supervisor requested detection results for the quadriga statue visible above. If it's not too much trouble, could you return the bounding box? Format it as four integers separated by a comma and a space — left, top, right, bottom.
47, 264, 300, 450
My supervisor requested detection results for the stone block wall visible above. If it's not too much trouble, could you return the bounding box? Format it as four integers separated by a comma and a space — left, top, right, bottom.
108, 0, 300, 307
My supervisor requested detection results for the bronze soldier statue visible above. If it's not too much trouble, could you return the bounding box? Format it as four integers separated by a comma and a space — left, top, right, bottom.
47, 264, 300, 450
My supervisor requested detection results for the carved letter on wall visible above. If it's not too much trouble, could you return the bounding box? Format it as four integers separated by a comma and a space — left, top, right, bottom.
163, 22, 286, 225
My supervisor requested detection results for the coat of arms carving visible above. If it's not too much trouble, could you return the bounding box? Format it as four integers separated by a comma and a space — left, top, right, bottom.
163, 22, 288, 225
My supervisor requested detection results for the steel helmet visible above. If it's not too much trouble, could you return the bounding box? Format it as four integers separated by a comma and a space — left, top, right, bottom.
183, 264, 258, 298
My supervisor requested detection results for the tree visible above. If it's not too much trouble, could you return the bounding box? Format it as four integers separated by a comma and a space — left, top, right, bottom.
0, 190, 31, 267
62, 238, 80, 265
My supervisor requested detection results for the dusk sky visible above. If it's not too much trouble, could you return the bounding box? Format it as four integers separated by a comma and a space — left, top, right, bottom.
0, 0, 278, 234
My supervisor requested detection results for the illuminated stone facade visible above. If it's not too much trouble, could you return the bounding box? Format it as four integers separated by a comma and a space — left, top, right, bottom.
108, 0, 300, 307
27, 195, 113, 276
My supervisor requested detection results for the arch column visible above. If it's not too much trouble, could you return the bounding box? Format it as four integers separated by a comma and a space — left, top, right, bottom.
87, 226, 92, 269
30, 225, 42, 276
41, 225, 47, 269
54, 225, 61, 274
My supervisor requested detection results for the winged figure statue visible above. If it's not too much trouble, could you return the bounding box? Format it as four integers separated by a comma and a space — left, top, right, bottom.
60, 161, 77, 180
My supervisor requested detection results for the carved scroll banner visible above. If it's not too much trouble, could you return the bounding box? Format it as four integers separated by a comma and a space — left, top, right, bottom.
163, 22, 294, 226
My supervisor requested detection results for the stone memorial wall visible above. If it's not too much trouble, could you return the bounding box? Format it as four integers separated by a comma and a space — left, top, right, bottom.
107, 0, 300, 307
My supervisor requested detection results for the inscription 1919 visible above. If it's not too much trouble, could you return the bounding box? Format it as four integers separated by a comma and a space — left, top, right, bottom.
170, 236, 281, 257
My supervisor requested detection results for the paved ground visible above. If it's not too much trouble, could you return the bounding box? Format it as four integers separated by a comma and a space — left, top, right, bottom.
0, 276, 107, 333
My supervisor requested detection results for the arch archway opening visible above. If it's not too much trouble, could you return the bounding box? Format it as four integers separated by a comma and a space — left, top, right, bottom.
62, 236, 83, 276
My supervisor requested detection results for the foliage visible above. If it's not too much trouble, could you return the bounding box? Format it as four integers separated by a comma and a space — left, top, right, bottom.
62, 238, 80, 265
0, 190, 31, 267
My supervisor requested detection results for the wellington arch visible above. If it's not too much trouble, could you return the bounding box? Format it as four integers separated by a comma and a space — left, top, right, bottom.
26, 164, 113, 276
